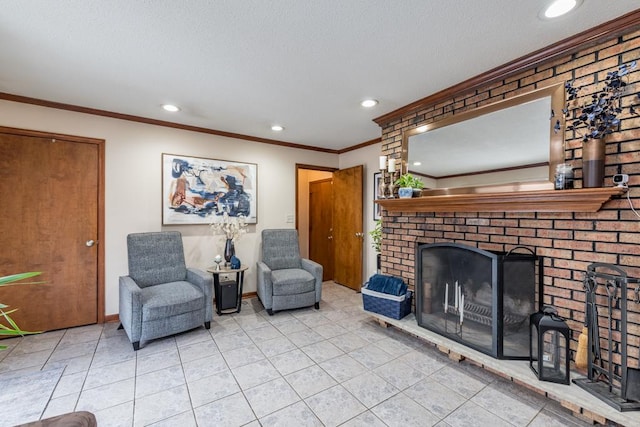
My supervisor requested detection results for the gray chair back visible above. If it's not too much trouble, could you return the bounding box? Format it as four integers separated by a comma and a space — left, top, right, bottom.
127, 231, 187, 287
261, 229, 303, 270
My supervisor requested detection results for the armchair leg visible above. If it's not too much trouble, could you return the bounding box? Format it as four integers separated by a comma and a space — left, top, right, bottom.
266, 308, 274, 316
204, 321, 211, 329
315, 302, 320, 309
132, 341, 140, 351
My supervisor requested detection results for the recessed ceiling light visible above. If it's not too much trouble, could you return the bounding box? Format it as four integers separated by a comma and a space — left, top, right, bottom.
541, 0, 581, 19
361, 99, 378, 108
271, 125, 284, 131
162, 104, 180, 112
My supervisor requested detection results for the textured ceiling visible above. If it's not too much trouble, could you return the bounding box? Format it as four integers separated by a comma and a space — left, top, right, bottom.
1, 1, 638, 151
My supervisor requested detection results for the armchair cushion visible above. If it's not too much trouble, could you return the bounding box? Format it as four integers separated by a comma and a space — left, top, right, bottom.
271, 269, 315, 296
141, 281, 205, 321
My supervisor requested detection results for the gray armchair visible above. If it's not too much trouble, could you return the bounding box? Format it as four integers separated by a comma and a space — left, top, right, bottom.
257, 229, 323, 315
119, 231, 213, 350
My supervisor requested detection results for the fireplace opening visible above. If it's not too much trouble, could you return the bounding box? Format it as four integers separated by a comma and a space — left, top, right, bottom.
416, 243, 542, 359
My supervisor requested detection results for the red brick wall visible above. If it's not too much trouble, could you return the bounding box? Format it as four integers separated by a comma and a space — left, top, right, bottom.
378, 30, 640, 363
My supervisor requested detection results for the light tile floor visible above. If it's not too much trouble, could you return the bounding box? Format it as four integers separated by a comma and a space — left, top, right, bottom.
0, 282, 594, 427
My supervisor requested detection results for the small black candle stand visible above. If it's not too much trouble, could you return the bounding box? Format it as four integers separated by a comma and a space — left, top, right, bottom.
530, 306, 570, 385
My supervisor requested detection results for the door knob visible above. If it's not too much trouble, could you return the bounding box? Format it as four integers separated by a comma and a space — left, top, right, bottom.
328, 236, 333, 240
355, 232, 364, 238
85, 240, 95, 247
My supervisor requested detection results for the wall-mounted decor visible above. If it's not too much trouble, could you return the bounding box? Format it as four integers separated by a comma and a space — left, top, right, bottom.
162, 153, 257, 225
373, 172, 382, 220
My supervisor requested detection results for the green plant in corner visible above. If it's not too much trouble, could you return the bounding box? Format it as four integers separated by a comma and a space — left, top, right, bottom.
369, 219, 382, 253
394, 173, 424, 189
0, 272, 43, 349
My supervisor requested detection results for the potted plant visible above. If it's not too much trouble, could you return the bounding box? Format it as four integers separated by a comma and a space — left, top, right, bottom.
564, 60, 639, 187
0, 272, 42, 349
394, 173, 424, 198
369, 219, 382, 272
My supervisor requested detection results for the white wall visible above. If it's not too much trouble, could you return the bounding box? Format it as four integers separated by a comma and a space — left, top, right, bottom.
0, 100, 339, 315
338, 143, 382, 283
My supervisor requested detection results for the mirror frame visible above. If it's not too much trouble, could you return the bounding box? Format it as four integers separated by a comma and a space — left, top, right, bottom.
401, 83, 565, 195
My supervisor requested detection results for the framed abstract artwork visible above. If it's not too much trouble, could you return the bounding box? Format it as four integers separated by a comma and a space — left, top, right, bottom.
373, 172, 382, 221
162, 153, 258, 225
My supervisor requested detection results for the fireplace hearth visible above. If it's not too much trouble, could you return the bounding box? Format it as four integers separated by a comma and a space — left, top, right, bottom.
416, 243, 542, 359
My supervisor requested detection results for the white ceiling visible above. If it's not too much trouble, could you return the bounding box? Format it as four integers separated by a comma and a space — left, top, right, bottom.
1, 1, 638, 151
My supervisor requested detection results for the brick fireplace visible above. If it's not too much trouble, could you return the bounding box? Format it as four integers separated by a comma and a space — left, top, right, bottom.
374, 24, 640, 378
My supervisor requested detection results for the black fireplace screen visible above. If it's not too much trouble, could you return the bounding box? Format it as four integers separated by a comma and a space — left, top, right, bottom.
416, 243, 542, 359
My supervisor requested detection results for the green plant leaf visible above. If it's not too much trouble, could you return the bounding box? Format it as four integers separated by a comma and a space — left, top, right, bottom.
0, 272, 43, 286
0, 273, 44, 347
369, 219, 382, 252
0, 311, 39, 335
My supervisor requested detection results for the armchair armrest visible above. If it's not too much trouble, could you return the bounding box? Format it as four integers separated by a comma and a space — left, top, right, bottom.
187, 268, 213, 322
256, 261, 274, 310
118, 276, 143, 343
301, 258, 323, 302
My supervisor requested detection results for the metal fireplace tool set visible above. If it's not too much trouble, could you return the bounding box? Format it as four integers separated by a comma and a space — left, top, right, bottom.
573, 263, 640, 411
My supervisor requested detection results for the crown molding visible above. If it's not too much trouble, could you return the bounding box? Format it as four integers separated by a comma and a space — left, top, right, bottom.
0, 92, 341, 154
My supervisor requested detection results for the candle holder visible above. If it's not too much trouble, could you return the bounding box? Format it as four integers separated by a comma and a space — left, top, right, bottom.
378, 169, 388, 199
388, 171, 398, 198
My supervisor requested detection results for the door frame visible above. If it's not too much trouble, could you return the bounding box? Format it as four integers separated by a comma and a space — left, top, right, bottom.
295, 163, 337, 231
0, 125, 106, 323
295, 163, 338, 248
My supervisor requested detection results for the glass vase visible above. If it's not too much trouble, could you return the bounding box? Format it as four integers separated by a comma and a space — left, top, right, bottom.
224, 238, 235, 264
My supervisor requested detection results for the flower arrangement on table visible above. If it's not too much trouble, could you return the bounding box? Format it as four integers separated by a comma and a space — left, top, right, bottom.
210, 212, 248, 266
210, 212, 248, 240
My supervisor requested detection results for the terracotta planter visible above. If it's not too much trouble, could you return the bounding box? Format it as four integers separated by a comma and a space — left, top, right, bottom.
582, 138, 606, 188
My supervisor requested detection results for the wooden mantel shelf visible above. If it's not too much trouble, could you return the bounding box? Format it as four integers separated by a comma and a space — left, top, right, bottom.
375, 187, 626, 213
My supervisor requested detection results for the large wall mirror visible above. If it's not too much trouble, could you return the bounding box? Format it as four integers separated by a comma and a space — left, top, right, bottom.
402, 83, 565, 195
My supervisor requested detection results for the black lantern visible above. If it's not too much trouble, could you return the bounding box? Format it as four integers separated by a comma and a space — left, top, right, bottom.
530, 306, 571, 385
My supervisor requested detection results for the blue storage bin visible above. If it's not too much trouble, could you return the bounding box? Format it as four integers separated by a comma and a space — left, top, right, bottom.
362, 284, 412, 320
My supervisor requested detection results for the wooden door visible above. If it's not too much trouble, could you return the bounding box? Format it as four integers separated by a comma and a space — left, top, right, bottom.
0, 128, 103, 332
332, 165, 363, 291
309, 178, 333, 281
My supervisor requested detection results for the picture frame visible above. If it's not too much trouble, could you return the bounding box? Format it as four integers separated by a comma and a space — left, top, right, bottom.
162, 153, 258, 225
373, 172, 382, 221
